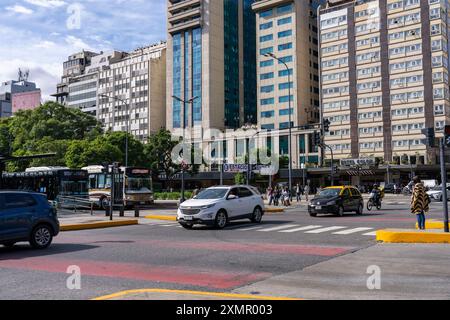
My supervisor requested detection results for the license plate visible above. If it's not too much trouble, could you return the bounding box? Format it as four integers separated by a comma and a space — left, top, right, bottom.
315, 206, 322, 210
184, 216, 193, 221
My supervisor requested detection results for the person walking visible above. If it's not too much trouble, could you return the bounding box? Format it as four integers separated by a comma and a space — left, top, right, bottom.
268, 187, 274, 206
296, 184, 301, 203
304, 184, 310, 202
411, 176, 430, 230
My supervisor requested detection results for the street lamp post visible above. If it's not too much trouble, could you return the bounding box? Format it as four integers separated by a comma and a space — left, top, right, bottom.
172, 95, 199, 203
99, 94, 131, 167
263, 52, 293, 196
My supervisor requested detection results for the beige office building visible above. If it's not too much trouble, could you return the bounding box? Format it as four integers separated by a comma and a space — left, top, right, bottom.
97, 42, 167, 143
320, 0, 450, 166
252, 0, 323, 167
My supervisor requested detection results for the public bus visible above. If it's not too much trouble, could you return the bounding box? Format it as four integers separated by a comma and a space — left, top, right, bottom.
1, 167, 89, 201
82, 165, 154, 209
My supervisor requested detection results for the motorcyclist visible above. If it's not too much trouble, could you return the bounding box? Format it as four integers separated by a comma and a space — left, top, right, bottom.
371, 184, 383, 206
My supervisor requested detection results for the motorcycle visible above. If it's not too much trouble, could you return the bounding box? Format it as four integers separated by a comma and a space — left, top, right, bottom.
367, 191, 382, 211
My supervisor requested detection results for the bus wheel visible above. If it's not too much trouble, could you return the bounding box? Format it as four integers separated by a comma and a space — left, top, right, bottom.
100, 197, 110, 210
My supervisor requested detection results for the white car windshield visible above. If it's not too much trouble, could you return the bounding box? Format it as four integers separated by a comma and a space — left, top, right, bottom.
195, 188, 228, 199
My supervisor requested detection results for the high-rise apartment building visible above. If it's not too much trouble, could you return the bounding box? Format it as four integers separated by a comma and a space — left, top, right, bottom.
97, 42, 167, 142
319, 0, 450, 166
166, 0, 258, 133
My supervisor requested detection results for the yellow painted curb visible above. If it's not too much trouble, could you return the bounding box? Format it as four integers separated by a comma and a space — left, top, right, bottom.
144, 215, 177, 221
61, 219, 138, 231
377, 229, 450, 244
266, 208, 285, 213
92, 288, 300, 301
415, 220, 450, 230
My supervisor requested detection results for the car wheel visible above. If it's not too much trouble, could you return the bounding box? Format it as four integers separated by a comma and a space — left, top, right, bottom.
356, 203, 364, 215
250, 207, 263, 223
337, 206, 344, 217
215, 210, 228, 229
30, 225, 53, 249
180, 223, 194, 230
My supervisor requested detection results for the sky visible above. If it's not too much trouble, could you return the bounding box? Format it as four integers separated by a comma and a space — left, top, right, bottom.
0, 0, 167, 100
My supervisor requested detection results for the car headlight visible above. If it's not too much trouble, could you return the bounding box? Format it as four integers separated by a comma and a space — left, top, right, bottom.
199, 204, 216, 210
326, 201, 337, 206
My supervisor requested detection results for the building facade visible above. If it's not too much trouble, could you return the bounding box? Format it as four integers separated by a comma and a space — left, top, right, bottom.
320, 0, 450, 167
0, 80, 41, 117
252, 0, 323, 167
97, 42, 167, 142
166, 0, 258, 134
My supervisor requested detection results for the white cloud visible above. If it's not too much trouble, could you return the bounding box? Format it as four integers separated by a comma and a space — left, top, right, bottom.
24, 0, 66, 8
6, 5, 34, 14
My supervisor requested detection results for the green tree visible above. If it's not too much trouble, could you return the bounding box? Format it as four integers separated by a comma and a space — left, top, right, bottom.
104, 131, 146, 167
65, 138, 122, 169
144, 129, 180, 180
235, 173, 246, 185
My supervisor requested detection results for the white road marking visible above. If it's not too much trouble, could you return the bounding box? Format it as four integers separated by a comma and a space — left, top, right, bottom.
239, 226, 265, 231
279, 225, 323, 233
257, 224, 300, 232
305, 226, 347, 234
363, 231, 377, 236
333, 227, 374, 235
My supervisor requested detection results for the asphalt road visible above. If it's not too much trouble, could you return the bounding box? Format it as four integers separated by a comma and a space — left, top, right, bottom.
0, 197, 448, 300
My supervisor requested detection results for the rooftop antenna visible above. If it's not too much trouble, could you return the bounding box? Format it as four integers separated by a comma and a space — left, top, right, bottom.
18, 68, 29, 81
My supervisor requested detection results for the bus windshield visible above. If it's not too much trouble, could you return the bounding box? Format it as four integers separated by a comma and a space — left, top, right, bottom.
60, 180, 89, 197
126, 177, 152, 193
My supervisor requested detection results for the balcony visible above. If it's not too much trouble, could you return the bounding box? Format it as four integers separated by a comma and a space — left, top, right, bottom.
168, 0, 202, 33
252, 0, 293, 12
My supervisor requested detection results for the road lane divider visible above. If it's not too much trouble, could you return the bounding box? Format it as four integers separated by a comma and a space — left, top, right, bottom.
377, 229, 450, 243
92, 288, 301, 301
61, 219, 138, 231
144, 215, 177, 221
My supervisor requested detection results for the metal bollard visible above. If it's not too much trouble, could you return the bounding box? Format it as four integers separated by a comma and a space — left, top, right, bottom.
134, 206, 140, 218
120, 206, 125, 217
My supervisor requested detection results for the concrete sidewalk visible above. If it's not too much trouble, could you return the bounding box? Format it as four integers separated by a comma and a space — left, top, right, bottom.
233, 244, 450, 300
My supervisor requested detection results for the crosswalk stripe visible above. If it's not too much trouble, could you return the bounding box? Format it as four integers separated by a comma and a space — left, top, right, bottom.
257, 224, 300, 232
363, 231, 377, 236
279, 225, 323, 233
239, 226, 265, 231
333, 227, 374, 235
305, 226, 347, 234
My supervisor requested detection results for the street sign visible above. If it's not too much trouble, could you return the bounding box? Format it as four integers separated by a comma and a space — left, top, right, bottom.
223, 164, 249, 173
340, 158, 375, 167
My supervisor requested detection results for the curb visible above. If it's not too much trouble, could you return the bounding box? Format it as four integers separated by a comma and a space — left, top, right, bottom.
92, 288, 300, 301
376, 229, 450, 244
266, 208, 285, 213
61, 219, 139, 231
144, 215, 177, 221
415, 220, 450, 230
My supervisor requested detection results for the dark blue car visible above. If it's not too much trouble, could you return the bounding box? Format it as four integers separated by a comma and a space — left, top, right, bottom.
0, 191, 60, 249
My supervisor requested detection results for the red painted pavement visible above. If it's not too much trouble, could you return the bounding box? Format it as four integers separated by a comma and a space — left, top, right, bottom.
0, 256, 271, 290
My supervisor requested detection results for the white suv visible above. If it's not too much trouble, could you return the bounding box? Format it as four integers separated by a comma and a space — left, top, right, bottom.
177, 185, 265, 229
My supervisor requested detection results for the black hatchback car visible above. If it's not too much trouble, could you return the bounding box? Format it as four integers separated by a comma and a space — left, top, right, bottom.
0, 191, 60, 249
308, 186, 364, 217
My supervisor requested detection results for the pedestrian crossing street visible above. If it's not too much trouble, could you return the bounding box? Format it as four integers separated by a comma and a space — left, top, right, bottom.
141, 219, 378, 237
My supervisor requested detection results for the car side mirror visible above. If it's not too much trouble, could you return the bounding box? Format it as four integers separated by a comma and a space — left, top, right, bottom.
228, 195, 238, 200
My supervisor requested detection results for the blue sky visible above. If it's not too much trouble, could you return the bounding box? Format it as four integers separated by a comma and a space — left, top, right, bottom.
0, 0, 167, 100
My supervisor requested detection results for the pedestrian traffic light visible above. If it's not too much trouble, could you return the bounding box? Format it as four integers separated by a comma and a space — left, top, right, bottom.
323, 119, 331, 133
421, 127, 435, 148
313, 131, 322, 146
445, 125, 450, 147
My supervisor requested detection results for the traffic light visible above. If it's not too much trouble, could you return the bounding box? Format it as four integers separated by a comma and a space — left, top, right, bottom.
421, 127, 435, 148
445, 125, 450, 147
323, 119, 331, 133
313, 131, 322, 146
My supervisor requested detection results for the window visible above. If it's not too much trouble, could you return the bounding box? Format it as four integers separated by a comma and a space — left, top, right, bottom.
279, 95, 293, 103
260, 60, 274, 67
260, 22, 273, 30
261, 110, 275, 118
277, 3, 293, 14
238, 187, 253, 198
278, 17, 292, 26
261, 85, 274, 93
278, 69, 293, 77
261, 72, 274, 80
260, 47, 274, 55
278, 43, 293, 51
278, 30, 292, 38
4, 194, 37, 209
261, 98, 275, 105
260, 34, 273, 42
260, 9, 273, 18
